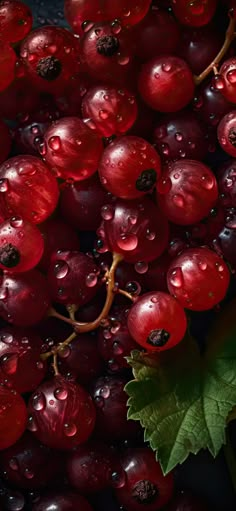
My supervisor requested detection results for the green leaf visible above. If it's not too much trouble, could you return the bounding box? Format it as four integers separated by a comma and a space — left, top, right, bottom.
125, 313, 236, 475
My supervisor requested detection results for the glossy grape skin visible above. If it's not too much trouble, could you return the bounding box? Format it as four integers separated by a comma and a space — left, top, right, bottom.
0, 155, 59, 224
0, 41, 16, 93
171, 0, 217, 27
32, 491, 93, 511
66, 441, 114, 494
193, 79, 233, 126
14, 118, 53, 157
43, 117, 103, 181
0, 217, 44, 273
214, 216, 236, 267
0, 119, 11, 164
153, 110, 209, 162
156, 159, 218, 225
81, 86, 137, 137
65, 0, 151, 35
80, 22, 134, 87
60, 174, 110, 231
115, 448, 174, 511
219, 58, 236, 104
39, 217, 80, 271
101, 197, 169, 263
28, 375, 96, 450
134, 7, 180, 62
177, 24, 223, 76
47, 250, 100, 306
58, 333, 104, 385
0, 77, 39, 121
20, 26, 80, 95
91, 375, 141, 441
0, 432, 62, 489
217, 160, 236, 208
167, 247, 230, 311
217, 110, 236, 157
0, 386, 27, 450
98, 136, 161, 199
166, 490, 209, 510
0, 326, 46, 394
0, 0, 33, 43
127, 291, 187, 352
0, 270, 51, 327
138, 56, 195, 113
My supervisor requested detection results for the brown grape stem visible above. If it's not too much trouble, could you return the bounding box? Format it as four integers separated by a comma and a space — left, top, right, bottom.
66, 304, 77, 321
194, 15, 236, 86
41, 252, 123, 360
117, 288, 137, 302
52, 353, 60, 376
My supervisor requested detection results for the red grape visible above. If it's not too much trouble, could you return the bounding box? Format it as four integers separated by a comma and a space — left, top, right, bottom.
156, 159, 218, 225
0, 385, 27, 450
217, 110, 236, 156
193, 79, 233, 126
217, 160, 236, 208
98, 136, 161, 199
28, 375, 96, 449
171, 0, 217, 27
167, 247, 230, 310
0, 326, 46, 394
177, 23, 223, 75
43, 117, 103, 181
138, 56, 195, 112
32, 491, 93, 511
127, 291, 187, 351
0, 0, 33, 43
0, 155, 59, 224
0, 270, 51, 327
58, 333, 104, 385
219, 57, 236, 104
0, 217, 44, 273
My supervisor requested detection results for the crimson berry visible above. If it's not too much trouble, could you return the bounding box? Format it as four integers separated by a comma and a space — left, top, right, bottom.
0, 217, 44, 273
0, 0, 33, 44
66, 441, 115, 494
80, 22, 134, 87
153, 110, 209, 162
167, 247, 230, 311
217, 110, 236, 157
58, 333, 103, 385
193, 79, 233, 126
100, 197, 169, 263
217, 160, 236, 208
20, 26, 80, 95
43, 117, 103, 181
0, 326, 46, 394
171, 0, 217, 27
98, 136, 161, 199
0, 155, 59, 224
156, 159, 218, 225
219, 57, 236, 104
0, 385, 27, 450
138, 56, 195, 113
28, 375, 96, 450
115, 448, 174, 511
127, 291, 187, 351
81, 85, 137, 137
0, 431, 62, 489
177, 24, 223, 76
47, 250, 101, 306
0, 270, 51, 327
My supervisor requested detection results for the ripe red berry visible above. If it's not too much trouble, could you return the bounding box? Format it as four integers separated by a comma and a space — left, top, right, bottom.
0, 0, 33, 44
171, 0, 217, 27
0, 41, 17, 93
167, 247, 230, 311
127, 291, 187, 351
0, 386, 27, 450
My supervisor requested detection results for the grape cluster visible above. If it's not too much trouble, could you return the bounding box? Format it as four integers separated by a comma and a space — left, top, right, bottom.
0, 0, 233, 509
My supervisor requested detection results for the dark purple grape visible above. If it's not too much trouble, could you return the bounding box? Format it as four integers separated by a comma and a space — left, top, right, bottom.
32, 491, 93, 511
177, 24, 223, 75
193, 79, 233, 126
39, 217, 80, 272
58, 333, 104, 385
217, 159, 236, 208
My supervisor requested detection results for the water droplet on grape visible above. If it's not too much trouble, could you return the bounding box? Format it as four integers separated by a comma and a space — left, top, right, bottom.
227, 69, 236, 84
110, 469, 126, 488
99, 385, 110, 398
27, 415, 38, 432
201, 175, 214, 190
4, 490, 25, 511
54, 261, 69, 279
146, 229, 156, 240
18, 164, 36, 176
24, 468, 34, 479
32, 392, 46, 411
94, 396, 104, 407
63, 423, 77, 437
173, 194, 185, 207
1, 333, 13, 344
10, 216, 23, 228
101, 204, 114, 220
48, 136, 61, 151
117, 233, 138, 251
151, 296, 158, 303
175, 132, 183, 142
169, 267, 184, 288
54, 387, 68, 400
99, 109, 109, 120
189, 0, 205, 15
135, 261, 148, 274
162, 62, 172, 72
112, 341, 123, 355
58, 345, 71, 358
0, 178, 9, 192
86, 273, 98, 287
118, 55, 130, 66
1, 354, 18, 375
156, 177, 172, 194
9, 458, 19, 471
198, 260, 207, 271
213, 75, 225, 90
